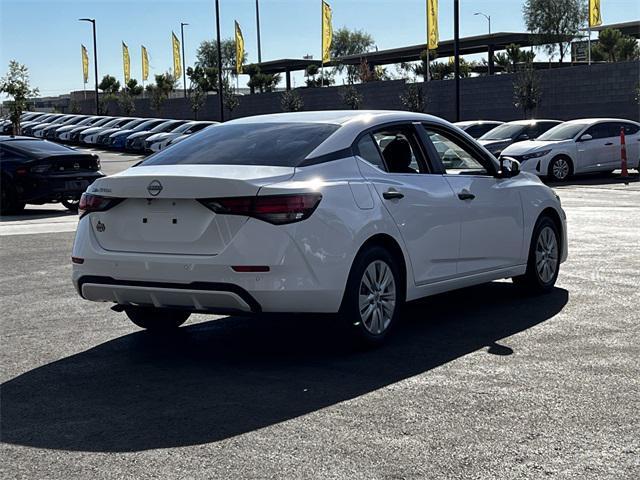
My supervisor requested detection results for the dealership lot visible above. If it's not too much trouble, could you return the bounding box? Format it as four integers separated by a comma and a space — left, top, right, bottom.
1, 151, 639, 479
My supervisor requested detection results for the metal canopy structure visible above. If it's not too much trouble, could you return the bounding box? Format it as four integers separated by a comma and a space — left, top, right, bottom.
244, 31, 570, 90
590, 20, 640, 38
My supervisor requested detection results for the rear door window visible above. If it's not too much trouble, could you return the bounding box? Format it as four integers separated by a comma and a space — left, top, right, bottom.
141, 122, 339, 167
355, 134, 387, 171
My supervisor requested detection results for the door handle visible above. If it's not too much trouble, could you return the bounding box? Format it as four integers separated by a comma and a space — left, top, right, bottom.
458, 190, 475, 201
383, 189, 404, 200
604, 142, 614, 146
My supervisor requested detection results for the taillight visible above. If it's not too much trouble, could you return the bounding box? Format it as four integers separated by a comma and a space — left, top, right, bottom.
78, 193, 123, 218
199, 193, 322, 225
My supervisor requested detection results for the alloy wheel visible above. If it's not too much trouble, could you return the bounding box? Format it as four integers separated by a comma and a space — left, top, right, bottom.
535, 226, 559, 284
358, 260, 396, 335
552, 158, 570, 180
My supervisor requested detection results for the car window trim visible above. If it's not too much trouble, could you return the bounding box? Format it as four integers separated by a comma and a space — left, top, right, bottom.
353, 133, 389, 172
420, 122, 499, 177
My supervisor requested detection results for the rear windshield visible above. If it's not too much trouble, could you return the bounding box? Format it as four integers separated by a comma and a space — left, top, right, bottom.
6, 139, 75, 154
141, 122, 340, 167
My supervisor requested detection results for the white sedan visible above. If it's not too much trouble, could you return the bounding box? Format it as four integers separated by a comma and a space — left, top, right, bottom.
500, 118, 640, 181
145, 121, 217, 153
72, 111, 567, 346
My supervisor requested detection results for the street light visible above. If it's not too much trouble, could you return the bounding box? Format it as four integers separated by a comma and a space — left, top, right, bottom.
474, 12, 493, 75
214, 0, 224, 122
79, 18, 99, 115
180, 22, 189, 98
255, 0, 262, 63
453, 0, 460, 122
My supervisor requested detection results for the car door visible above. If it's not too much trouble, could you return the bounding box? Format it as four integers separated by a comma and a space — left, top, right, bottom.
355, 123, 461, 285
577, 122, 618, 171
421, 123, 525, 276
617, 122, 640, 169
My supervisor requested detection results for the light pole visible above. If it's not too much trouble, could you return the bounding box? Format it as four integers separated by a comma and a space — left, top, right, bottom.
255, 0, 262, 63
180, 22, 189, 98
79, 18, 99, 115
453, 0, 460, 122
474, 12, 493, 75
215, 0, 224, 122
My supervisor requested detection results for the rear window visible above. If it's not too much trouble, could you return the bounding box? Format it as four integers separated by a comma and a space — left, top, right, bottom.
7, 139, 75, 154
141, 122, 340, 167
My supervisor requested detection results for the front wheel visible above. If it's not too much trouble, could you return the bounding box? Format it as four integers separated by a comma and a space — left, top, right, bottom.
124, 306, 190, 332
513, 216, 561, 293
548, 156, 573, 182
340, 246, 404, 347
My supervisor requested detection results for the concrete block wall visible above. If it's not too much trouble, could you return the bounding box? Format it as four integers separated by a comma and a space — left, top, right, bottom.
75, 61, 639, 123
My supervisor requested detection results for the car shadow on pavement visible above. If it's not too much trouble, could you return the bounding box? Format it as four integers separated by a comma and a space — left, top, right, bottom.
1, 282, 568, 453
547, 171, 640, 187
0, 208, 77, 222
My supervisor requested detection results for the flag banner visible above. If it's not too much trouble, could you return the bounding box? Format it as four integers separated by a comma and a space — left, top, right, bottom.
122, 42, 131, 83
589, 0, 602, 27
172, 32, 182, 79
81, 44, 89, 83
427, 0, 439, 49
235, 21, 245, 74
141, 45, 149, 81
322, 1, 332, 63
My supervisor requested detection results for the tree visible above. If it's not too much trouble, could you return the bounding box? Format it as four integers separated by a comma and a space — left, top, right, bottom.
125, 78, 144, 96
245, 64, 280, 93
223, 87, 240, 119
523, 0, 586, 62
118, 78, 143, 116
496, 44, 536, 73
331, 27, 375, 83
280, 89, 303, 112
513, 63, 541, 118
305, 64, 335, 87
340, 84, 363, 109
187, 65, 215, 119
592, 28, 640, 62
196, 38, 247, 90
0, 61, 39, 135
400, 83, 425, 113
98, 74, 120, 95
145, 72, 177, 114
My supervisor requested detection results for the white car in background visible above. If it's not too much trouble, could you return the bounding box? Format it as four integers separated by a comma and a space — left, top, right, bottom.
500, 118, 640, 181
145, 121, 217, 153
72, 111, 567, 346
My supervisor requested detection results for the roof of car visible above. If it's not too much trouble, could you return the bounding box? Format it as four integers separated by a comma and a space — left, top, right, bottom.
0, 135, 35, 142
454, 120, 503, 126
561, 118, 640, 124
506, 119, 562, 125
228, 110, 450, 127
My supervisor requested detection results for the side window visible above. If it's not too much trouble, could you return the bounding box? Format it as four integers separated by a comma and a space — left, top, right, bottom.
584, 123, 612, 139
524, 124, 540, 139
356, 134, 387, 171
423, 128, 489, 175
187, 124, 209, 134
618, 122, 639, 136
371, 126, 425, 174
538, 122, 559, 136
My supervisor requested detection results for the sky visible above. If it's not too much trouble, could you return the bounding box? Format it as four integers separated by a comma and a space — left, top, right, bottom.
1, 0, 638, 98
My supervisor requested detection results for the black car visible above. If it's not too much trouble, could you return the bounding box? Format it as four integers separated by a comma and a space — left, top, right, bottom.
0, 136, 104, 215
478, 119, 563, 157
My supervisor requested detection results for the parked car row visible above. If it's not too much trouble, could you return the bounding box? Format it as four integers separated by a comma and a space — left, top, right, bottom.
454, 118, 640, 181
1, 113, 217, 154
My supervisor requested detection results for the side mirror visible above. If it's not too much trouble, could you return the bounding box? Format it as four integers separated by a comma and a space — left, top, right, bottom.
517, 133, 529, 141
499, 157, 521, 178
579, 133, 593, 142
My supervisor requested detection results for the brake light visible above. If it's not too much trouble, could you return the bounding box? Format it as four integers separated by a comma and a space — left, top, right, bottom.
15, 167, 28, 176
199, 193, 322, 225
78, 193, 123, 218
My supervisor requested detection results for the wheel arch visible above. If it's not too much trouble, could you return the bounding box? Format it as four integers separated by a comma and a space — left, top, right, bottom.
537, 207, 564, 259
548, 153, 574, 178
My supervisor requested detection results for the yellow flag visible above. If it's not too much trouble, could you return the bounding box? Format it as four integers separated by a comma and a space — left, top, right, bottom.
141, 45, 149, 81
235, 21, 245, 74
172, 32, 182, 79
81, 44, 89, 83
427, 0, 439, 50
589, 0, 602, 27
321, 1, 332, 63
122, 42, 130, 83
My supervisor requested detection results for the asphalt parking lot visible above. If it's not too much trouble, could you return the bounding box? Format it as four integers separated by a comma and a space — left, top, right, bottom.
1, 150, 639, 479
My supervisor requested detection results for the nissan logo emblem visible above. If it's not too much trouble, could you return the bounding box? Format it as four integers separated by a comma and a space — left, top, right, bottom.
147, 180, 163, 196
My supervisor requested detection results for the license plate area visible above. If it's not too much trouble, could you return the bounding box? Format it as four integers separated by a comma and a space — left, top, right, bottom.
65, 180, 90, 191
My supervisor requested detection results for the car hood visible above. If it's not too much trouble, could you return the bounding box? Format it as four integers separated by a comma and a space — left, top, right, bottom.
502, 139, 569, 156
146, 132, 173, 142
110, 129, 135, 138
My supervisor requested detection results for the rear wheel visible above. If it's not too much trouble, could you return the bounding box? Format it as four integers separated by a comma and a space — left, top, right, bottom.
124, 306, 190, 332
1, 180, 25, 215
62, 198, 80, 212
340, 246, 404, 347
548, 156, 573, 182
513, 216, 560, 293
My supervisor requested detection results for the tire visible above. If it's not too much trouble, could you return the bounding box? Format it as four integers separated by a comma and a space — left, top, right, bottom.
513, 216, 561, 293
62, 198, 80, 212
548, 156, 573, 182
340, 245, 404, 347
1, 180, 25, 215
124, 306, 190, 332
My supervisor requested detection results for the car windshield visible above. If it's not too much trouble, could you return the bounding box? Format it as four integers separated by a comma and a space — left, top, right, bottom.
120, 119, 146, 130
89, 117, 113, 127
537, 123, 587, 141
7, 139, 75, 154
169, 122, 195, 134
132, 120, 163, 132
150, 120, 183, 133
479, 124, 525, 141
142, 122, 340, 167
